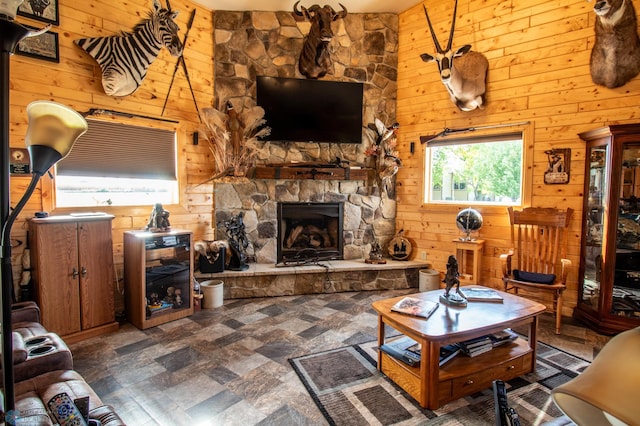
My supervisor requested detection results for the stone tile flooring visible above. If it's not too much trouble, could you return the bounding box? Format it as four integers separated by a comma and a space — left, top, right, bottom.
69, 289, 612, 425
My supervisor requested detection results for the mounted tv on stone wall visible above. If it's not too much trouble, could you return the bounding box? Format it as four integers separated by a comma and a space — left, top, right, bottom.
256, 76, 364, 144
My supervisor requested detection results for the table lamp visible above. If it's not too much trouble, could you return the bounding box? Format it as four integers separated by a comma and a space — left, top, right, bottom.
551, 326, 640, 426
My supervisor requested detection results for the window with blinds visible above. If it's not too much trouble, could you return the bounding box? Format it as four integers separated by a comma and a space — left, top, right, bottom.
423, 131, 524, 205
55, 119, 179, 208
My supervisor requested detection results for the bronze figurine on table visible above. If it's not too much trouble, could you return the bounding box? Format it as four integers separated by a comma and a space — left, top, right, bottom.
440, 255, 467, 307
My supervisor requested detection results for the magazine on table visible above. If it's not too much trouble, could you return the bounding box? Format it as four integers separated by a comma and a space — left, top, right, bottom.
460, 287, 504, 303
380, 336, 461, 367
390, 296, 439, 319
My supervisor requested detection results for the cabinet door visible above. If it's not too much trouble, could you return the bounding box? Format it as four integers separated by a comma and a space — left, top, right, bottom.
34, 222, 82, 335
78, 220, 115, 329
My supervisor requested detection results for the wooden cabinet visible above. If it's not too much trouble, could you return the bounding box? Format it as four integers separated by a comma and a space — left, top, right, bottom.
29, 215, 118, 343
124, 230, 193, 329
576, 125, 640, 334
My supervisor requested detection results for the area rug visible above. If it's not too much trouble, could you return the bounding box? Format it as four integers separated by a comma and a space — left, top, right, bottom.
289, 340, 590, 426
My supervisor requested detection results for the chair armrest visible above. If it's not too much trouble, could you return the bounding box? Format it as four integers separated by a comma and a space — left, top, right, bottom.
559, 258, 572, 284
499, 250, 513, 278
11, 301, 41, 324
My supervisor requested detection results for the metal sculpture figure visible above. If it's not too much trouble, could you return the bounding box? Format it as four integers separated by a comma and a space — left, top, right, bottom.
145, 203, 171, 232
223, 212, 250, 271
420, 0, 489, 111
440, 254, 467, 306
75, 0, 183, 97
293, 1, 347, 79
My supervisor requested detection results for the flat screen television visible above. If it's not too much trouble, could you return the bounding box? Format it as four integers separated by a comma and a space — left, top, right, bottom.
256, 76, 364, 144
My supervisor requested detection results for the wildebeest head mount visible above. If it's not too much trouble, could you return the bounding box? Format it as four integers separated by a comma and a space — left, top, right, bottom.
419, 0, 489, 111
293, 1, 348, 79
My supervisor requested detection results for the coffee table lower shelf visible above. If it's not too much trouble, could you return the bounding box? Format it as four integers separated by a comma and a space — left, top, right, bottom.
380, 338, 533, 409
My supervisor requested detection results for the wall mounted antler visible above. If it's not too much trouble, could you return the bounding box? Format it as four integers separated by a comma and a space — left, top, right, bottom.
419, 0, 488, 111
588, 0, 640, 88
293, 1, 347, 79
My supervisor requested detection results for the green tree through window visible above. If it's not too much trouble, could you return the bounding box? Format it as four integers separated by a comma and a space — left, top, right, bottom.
426, 135, 522, 204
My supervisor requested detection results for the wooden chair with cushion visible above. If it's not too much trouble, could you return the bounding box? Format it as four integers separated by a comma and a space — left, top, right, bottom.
501, 207, 573, 334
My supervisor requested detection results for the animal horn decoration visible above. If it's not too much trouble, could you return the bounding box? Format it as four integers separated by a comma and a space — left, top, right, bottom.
587, 0, 640, 88
419, 0, 489, 111
74, 0, 183, 97
293, 1, 348, 79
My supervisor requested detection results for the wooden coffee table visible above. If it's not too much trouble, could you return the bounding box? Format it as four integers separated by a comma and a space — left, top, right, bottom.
372, 287, 546, 409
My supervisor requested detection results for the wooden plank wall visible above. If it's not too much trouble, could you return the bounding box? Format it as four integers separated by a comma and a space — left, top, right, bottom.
395, 0, 640, 315
8, 0, 215, 312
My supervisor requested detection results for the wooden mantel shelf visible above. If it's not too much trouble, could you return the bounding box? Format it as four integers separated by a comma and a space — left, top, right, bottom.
252, 164, 371, 181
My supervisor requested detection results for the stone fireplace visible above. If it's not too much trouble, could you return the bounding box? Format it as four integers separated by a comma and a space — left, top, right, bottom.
214, 179, 396, 264
277, 202, 344, 263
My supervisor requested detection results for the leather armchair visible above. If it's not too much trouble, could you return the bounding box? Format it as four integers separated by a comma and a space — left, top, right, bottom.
12, 370, 125, 425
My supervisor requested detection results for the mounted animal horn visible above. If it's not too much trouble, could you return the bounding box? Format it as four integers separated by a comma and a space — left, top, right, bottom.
419, 0, 489, 112
166, 0, 172, 11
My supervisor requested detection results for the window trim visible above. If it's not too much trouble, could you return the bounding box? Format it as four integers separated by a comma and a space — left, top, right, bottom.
419, 123, 533, 213
42, 117, 190, 216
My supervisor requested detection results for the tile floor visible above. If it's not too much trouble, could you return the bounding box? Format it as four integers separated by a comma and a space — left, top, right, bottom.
69, 289, 612, 425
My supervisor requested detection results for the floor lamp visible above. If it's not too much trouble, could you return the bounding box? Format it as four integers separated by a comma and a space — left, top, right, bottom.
1, 2, 88, 416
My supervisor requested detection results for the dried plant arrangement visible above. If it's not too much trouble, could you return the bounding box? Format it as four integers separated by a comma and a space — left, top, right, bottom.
366, 118, 401, 198
199, 101, 270, 182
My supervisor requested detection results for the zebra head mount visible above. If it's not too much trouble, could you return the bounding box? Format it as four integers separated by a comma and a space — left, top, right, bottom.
419, 0, 489, 111
293, 1, 347, 79
74, 0, 183, 97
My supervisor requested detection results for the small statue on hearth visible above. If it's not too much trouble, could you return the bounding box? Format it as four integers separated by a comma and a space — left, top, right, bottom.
366, 240, 386, 264
440, 255, 467, 307
145, 203, 171, 232
222, 212, 249, 271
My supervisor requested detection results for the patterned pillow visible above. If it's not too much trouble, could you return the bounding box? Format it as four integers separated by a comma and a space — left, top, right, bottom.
513, 269, 556, 284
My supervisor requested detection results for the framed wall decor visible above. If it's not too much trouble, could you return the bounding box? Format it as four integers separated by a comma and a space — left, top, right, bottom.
544, 148, 571, 184
18, 0, 59, 26
16, 27, 59, 63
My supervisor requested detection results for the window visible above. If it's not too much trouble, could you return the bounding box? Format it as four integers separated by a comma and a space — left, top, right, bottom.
55, 119, 179, 208
424, 132, 524, 205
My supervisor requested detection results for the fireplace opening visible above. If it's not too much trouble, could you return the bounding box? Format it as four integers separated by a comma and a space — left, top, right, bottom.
277, 202, 343, 264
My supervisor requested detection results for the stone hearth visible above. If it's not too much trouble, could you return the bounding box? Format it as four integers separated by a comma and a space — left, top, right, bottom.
196, 259, 431, 299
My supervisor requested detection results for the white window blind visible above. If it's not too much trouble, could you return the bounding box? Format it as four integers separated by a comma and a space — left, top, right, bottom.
56, 119, 177, 180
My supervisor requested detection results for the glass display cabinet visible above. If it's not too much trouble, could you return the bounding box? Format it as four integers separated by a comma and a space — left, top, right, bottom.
576, 125, 640, 334
124, 230, 194, 329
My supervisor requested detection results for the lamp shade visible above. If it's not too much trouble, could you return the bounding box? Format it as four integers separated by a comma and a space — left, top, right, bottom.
551, 326, 640, 426
0, 0, 24, 20
25, 101, 88, 175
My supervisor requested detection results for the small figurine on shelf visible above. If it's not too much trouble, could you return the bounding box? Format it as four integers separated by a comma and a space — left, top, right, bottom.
222, 212, 249, 271
440, 255, 467, 307
145, 203, 171, 232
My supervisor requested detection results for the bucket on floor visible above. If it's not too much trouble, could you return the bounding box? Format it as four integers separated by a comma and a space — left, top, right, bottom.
201, 280, 224, 309
419, 269, 440, 292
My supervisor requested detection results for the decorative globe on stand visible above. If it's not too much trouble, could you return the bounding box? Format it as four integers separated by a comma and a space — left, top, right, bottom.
456, 208, 483, 241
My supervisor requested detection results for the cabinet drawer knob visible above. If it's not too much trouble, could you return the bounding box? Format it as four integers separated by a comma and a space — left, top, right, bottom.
81, 267, 87, 277
508, 365, 515, 370
465, 380, 474, 385
72, 268, 79, 279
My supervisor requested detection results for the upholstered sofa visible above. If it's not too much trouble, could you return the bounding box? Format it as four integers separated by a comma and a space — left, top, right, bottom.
2, 302, 125, 425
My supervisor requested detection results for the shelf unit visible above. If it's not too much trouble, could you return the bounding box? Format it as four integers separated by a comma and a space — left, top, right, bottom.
124, 230, 194, 329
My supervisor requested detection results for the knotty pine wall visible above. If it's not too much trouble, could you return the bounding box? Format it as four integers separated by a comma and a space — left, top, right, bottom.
395, 0, 640, 315
8, 0, 215, 313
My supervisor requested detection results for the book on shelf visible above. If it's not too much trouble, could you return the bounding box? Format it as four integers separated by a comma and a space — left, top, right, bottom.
458, 335, 493, 357
390, 296, 439, 319
438, 344, 461, 366
488, 328, 519, 347
460, 287, 504, 303
380, 336, 461, 367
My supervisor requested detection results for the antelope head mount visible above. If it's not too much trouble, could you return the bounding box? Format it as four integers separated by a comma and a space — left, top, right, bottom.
419, 0, 489, 111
